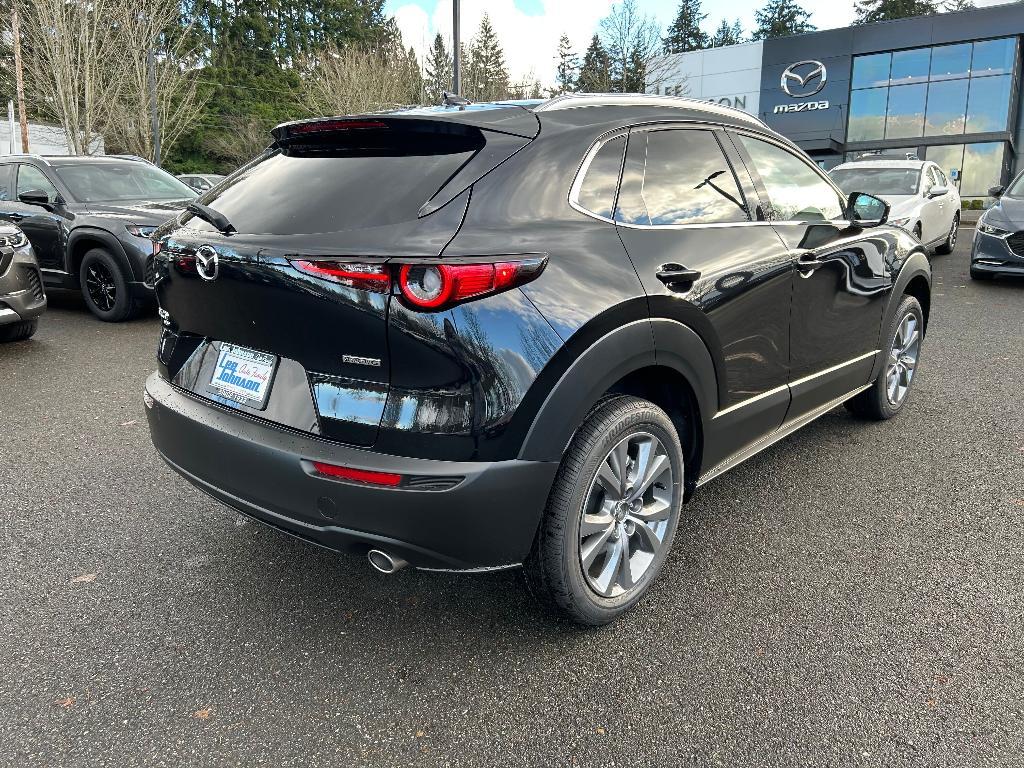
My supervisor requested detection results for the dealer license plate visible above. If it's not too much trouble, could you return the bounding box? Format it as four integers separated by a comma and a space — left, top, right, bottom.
206, 343, 277, 410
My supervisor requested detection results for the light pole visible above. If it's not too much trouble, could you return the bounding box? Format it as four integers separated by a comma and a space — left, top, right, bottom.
452, 0, 461, 95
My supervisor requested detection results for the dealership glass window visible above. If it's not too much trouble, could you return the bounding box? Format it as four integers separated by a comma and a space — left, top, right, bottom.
960, 142, 1005, 198
971, 38, 1016, 77
929, 43, 972, 81
852, 53, 891, 89
848, 88, 888, 142
965, 75, 1012, 134
885, 84, 927, 139
890, 48, 930, 84
925, 144, 965, 186
925, 79, 968, 136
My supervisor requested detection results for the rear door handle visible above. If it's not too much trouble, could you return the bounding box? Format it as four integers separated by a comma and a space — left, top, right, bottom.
3, 213, 25, 222
656, 265, 701, 288
795, 251, 825, 271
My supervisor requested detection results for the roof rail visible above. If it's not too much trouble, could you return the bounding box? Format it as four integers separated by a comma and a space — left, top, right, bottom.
534, 92, 769, 129
0, 153, 52, 165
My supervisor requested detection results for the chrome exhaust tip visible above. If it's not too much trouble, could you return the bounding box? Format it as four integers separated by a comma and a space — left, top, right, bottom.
367, 549, 408, 574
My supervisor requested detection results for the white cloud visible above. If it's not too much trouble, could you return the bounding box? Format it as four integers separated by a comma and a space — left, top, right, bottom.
394, 0, 617, 87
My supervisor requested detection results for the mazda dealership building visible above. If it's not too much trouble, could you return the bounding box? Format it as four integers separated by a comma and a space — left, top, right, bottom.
649, 2, 1024, 204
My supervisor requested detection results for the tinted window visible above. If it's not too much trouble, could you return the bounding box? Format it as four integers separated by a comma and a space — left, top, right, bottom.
966, 75, 1012, 133
930, 43, 972, 81
885, 84, 927, 139
0, 165, 13, 201
925, 79, 968, 136
971, 38, 1016, 78
54, 162, 193, 203
848, 88, 888, 142
17, 165, 59, 202
615, 129, 747, 226
576, 135, 625, 219
739, 136, 844, 222
891, 48, 930, 85
852, 53, 890, 89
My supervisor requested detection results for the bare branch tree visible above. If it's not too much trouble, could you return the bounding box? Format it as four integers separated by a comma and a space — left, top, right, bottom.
298, 40, 423, 117
599, 0, 674, 92
202, 116, 274, 168
19, 0, 122, 153
103, 0, 206, 162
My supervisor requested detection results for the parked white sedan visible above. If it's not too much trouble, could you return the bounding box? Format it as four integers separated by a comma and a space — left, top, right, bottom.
829, 159, 961, 254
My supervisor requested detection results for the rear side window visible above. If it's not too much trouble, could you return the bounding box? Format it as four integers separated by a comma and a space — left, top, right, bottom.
737, 135, 844, 221
574, 135, 625, 220
615, 129, 748, 226
194, 125, 484, 235
0, 165, 12, 201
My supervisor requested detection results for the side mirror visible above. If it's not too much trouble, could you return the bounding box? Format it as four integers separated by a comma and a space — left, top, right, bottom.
988, 185, 1004, 198
847, 192, 889, 228
18, 189, 53, 208
927, 185, 949, 199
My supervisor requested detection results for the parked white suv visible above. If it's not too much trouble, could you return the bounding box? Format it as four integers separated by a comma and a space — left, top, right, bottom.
829, 158, 961, 254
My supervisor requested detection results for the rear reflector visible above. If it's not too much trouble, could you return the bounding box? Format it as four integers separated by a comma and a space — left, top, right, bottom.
310, 460, 402, 487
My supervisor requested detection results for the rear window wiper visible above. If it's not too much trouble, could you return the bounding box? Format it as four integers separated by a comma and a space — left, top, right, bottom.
186, 201, 235, 234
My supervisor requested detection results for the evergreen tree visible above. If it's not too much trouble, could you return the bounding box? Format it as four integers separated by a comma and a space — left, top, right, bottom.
554, 33, 579, 94
855, 0, 937, 24
577, 34, 613, 92
751, 0, 816, 39
941, 0, 974, 9
711, 18, 744, 46
424, 32, 453, 103
663, 0, 709, 53
464, 13, 510, 101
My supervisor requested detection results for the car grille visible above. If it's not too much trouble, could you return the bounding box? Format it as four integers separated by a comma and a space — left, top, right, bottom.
22, 265, 45, 301
1007, 232, 1024, 257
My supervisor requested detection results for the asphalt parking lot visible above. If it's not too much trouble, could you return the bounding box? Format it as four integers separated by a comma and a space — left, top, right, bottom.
2, 233, 1022, 767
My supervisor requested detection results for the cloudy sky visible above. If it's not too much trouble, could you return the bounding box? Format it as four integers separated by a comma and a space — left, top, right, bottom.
385, 0, 1012, 85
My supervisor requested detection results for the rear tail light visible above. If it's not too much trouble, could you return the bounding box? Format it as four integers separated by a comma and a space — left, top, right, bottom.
287, 256, 546, 311
292, 261, 390, 293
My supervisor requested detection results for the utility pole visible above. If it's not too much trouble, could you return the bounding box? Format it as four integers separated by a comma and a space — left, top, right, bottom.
452, 0, 461, 95
11, 2, 29, 153
147, 44, 160, 166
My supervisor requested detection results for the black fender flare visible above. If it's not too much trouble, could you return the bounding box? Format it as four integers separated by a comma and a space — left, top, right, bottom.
869, 247, 931, 382
66, 227, 138, 282
517, 318, 718, 463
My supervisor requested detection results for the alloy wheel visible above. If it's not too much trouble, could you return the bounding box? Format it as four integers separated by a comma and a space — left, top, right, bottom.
948, 216, 958, 250
578, 432, 675, 598
886, 312, 920, 406
85, 263, 117, 312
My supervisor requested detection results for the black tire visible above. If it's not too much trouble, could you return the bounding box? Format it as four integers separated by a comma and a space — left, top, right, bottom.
0, 318, 38, 342
935, 212, 959, 255
79, 248, 142, 322
847, 294, 924, 421
524, 395, 685, 626
970, 266, 993, 281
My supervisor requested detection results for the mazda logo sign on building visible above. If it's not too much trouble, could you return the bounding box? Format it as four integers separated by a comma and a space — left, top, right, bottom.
781, 60, 827, 98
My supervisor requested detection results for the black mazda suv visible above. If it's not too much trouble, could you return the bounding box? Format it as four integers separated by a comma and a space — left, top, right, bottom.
145, 94, 931, 625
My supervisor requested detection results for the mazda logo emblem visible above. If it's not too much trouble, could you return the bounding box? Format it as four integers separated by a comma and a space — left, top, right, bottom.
781, 60, 827, 98
195, 245, 219, 281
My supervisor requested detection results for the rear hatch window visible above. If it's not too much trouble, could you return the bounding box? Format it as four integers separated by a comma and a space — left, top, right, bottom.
186, 122, 485, 235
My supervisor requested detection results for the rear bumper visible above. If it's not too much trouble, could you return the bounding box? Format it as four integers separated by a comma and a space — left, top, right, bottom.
144, 373, 558, 569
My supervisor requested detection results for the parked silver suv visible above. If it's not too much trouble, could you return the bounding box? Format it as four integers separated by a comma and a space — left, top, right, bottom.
0, 224, 46, 342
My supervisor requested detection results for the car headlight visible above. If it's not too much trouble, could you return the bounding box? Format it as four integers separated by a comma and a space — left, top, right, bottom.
0, 227, 28, 248
977, 219, 1011, 238
126, 224, 157, 238
889, 216, 912, 230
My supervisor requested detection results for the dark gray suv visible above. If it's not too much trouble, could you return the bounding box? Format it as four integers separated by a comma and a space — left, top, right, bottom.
0, 156, 195, 321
